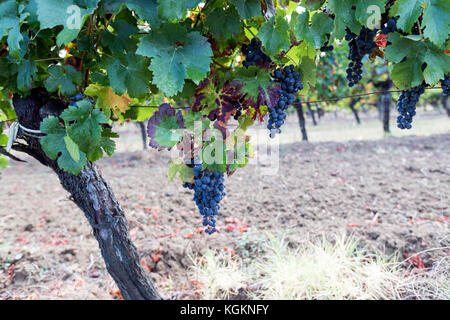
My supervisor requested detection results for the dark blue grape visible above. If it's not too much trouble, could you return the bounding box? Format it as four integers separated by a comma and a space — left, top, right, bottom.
68, 93, 84, 106
183, 163, 225, 235
396, 83, 426, 130
345, 27, 377, 87
382, 17, 399, 34
241, 38, 272, 68
441, 75, 449, 96
268, 65, 303, 138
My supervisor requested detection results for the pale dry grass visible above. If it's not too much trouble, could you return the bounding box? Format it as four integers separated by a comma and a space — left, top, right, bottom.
190, 233, 448, 300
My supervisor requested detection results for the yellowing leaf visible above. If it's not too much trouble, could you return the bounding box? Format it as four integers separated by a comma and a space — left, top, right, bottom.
85, 84, 133, 114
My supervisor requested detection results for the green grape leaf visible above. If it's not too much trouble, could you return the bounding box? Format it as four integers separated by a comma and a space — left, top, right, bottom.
205, 6, 241, 41
294, 11, 333, 49
0, 0, 19, 38
234, 66, 272, 99
106, 54, 152, 98
64, 135, 81, 162
17, 59, 37, 91
137, 23, 212, 97
157, 0, 201, 21
61, 100, 108, 161
390, 58, 424, 89
390, 0, 422, 33
40, 116, 87, 175
45, 65, 82, 96
35, 0, 100, 46
298, 56, 317, 93
300, 0, 326, 10
123, 107, 156, 122
167, 161, 193, 183
327, 0, 360, 39
7, 25, 23, 59
385, 33, 450, 88
355, 0, 386, 27
100, 19, 139, 53
422, 0, 450, 47
103, 0, 160, 28
230, 0, 262, 20
257, 12, 290, 56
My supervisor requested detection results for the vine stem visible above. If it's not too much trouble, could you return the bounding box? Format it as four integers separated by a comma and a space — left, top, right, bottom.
213, 59, 231, 70
81, 12, 95, 89
95, 14, 114, 50
193, 0, 209, 28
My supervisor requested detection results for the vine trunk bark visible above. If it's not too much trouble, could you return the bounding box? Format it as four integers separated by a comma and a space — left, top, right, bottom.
442, 94, 450, 117
306, 102, 317, 126
348, 98, 361, 124
10, 88, 161, 300
294, 100, 308, 141
137, 121, 148, 150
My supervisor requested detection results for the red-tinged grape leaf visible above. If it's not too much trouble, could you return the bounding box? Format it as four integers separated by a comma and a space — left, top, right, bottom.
147, 103, 185, 150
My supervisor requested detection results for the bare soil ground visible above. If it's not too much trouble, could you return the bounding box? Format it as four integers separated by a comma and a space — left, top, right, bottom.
0, 113, 449, 300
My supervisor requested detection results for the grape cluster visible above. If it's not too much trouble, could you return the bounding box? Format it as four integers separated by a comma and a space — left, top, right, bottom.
233, 101, 242, 120
441, 75, 450, 96
183, 164, 225, 234
345, 27, 377, 87
320, 33, 334, 52
69, 93, 84, 106
396, 84, 426, 129
268, 65, 303, 138
381, 17, 398, 34
241, 38, 271, 68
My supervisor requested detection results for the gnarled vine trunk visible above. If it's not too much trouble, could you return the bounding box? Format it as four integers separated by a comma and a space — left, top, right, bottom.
10, 88, 160, 300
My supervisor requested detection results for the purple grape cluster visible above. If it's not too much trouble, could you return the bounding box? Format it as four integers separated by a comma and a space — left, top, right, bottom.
183, 164, 225, 235
345, 27, 377, 87
320, 33, 334, 52
396, 84, 426, 129
233, 101, 242, 120
268, 65, 303, 138
241, 38, 272, 68
441, 75, 449, 96
382, 17, 399, 34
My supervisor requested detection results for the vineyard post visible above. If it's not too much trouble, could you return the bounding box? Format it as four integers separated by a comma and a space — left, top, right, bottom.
10, 88, 161, 300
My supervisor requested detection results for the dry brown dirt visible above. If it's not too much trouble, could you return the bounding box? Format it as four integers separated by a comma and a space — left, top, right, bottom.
0, 127, 449, 299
